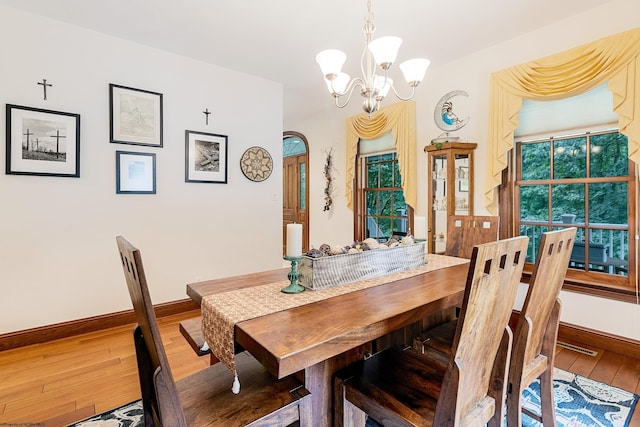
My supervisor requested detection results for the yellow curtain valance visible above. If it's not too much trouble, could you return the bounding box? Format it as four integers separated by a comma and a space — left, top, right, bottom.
345, 101, 417, 210
485, 27, 640, 214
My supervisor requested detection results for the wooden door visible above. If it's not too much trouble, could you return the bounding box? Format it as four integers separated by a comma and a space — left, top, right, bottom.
283, 133, 309, 255
283, 156, 298, 254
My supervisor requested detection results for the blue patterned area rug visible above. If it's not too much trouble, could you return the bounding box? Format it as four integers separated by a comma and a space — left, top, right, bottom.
67, 400, 142, 427
68, 368, 637, 427
364, 368, 638, 427
522, 368, 638, 427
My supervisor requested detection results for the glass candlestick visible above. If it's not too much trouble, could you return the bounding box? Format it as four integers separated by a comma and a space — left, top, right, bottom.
281, 256, 305, 294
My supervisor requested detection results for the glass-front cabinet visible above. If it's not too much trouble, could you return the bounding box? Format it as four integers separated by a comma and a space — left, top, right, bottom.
425, 142, 477, 254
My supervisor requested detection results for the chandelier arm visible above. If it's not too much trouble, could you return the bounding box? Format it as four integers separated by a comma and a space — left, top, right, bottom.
333, 78, 365, 108
332, 77, 365, 97
388, 83, 417, 102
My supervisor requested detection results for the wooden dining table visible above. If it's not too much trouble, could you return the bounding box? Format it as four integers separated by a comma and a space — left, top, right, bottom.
186, 255, 470, 427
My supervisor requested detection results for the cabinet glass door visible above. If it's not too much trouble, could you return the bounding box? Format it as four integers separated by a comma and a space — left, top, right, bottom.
431, 153, 448, 253
454, 154, 470, 215
426, 142, 476, 254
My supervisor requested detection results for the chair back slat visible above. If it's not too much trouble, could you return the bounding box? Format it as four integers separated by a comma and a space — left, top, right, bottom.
437, 235, 528, 425
519, 228, 576, 367
445, 215, 499, 258
116, 236, 186, 426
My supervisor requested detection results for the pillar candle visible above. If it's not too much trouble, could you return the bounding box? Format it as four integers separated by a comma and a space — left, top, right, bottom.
414, 216, 427, 240
286, 223, 303, 257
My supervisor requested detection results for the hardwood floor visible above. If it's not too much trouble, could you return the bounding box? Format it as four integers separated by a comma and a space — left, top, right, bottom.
0, 309, 638, 426
0, 310, 208, 426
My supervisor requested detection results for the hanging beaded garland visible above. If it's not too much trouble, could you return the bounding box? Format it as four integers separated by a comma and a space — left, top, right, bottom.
323, 149, 333, 212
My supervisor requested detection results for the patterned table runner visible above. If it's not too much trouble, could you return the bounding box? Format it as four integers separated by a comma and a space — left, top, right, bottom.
201, 254, 469, 392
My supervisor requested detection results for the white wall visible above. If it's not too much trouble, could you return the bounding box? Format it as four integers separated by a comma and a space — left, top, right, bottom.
3, 1, 638, 340
286, 0, 640, 340
285, 106, 354, 250
0, 6, 284, 334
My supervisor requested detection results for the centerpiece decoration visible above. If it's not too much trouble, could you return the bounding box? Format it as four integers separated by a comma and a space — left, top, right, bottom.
298, 236, 425, 290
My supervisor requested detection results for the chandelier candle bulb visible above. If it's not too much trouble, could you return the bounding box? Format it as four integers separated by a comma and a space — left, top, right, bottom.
324, 72, 351, 95
368, 36, 402, 67
286, 223, 303, 257
316, 49, 346, 77
400, 58, 431, 85
374, 76, 393, 97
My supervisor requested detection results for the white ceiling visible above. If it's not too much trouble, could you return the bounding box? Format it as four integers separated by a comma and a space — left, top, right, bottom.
0, 0, 616, 120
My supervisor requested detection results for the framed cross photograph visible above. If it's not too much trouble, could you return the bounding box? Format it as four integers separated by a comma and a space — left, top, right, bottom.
110, 84, 163, 147
116, 151, 156, 194
5, 104, 81, 177
185, 130, 228, 184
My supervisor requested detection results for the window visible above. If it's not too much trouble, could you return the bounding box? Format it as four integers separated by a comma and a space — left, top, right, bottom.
513, 129, 636, 295
354, 136, 412, 242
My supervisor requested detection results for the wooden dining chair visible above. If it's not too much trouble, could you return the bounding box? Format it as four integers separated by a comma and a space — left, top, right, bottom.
506, 227, 576, 426
334, 236, 529, 427
445, 215, 499, 258
415, 227, 576, 427
116, 236, 312, 427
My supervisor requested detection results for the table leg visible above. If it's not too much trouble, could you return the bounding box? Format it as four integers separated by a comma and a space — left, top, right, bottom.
304, 346, 367, 427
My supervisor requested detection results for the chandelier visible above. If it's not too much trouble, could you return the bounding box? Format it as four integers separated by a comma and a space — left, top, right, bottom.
315, 0, 430, 117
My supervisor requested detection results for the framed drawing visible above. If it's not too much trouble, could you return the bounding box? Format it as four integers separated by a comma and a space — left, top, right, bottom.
6, 104, 80, 177
240, 146, 273, 182
458, 179, 469, 192
116, 151, 156, 194
185, 130, 228, 184
110, 84, 163, 147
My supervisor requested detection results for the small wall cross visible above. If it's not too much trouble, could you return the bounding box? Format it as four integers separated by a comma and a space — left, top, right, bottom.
37, 79, 52, 100
203, 108, 211, 126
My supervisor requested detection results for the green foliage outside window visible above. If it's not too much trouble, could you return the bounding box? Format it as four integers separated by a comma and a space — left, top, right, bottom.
518, 130, 629, 274
364, 153, 408, 241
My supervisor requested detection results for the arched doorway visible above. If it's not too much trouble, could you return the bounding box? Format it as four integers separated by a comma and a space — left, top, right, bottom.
283, 131, 309, 255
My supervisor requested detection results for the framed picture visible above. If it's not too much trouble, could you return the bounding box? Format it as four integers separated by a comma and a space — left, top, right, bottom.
116, 151, 156, 194
185, 130, 228, 184
110, 84, 163, 147
6, 104, 80, 177
459, 179, 469, 192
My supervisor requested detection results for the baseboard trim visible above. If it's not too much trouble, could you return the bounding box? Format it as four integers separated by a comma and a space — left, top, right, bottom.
2, 301, 638, 358
509, 310, 640, 360
558, 322, 640, 360
0, 299, 199, 352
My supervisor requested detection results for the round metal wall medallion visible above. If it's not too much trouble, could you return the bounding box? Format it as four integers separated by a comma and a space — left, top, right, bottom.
240, 146, 273, 182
